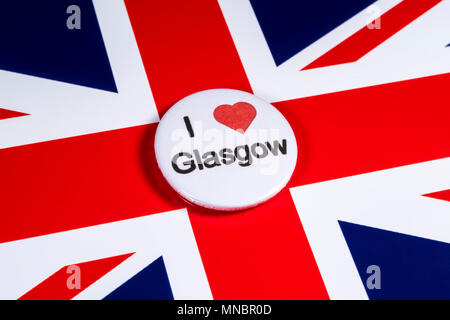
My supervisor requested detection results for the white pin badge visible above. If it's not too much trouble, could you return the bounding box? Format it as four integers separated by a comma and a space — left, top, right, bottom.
154, 89, 298, 211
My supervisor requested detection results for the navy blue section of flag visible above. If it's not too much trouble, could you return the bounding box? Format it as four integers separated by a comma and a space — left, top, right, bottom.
339, 220, 450, 300
0, 0, 117, 92
249, 0, 377, 66
103, 256, 174, 300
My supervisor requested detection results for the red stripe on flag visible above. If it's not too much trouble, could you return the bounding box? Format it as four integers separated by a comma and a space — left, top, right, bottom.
302, 0, 442, 70
124, 0, 328, 299
2, 72, 447, 244
19, 253, 133, 300
0, 108, 28, 120
0, 124, 182, 243
423, 189, 450, 202
277, 73, 450, 187
124, 0, 252, 117
188, 189, 328, 299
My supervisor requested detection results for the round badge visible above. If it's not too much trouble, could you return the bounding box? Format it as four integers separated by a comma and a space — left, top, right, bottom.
154, 89, 298, 211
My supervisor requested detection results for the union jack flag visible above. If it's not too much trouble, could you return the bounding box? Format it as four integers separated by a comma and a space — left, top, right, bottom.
0, 0, 449, 299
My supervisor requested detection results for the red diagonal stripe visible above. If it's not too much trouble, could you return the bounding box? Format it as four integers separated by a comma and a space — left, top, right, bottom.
0, 108, 28, 120
19, 253, 134, 300
303, 0, 442, 70
423, 189, 450, 202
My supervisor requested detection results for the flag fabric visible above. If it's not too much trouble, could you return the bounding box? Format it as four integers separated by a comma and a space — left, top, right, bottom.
0, 0, 449, 299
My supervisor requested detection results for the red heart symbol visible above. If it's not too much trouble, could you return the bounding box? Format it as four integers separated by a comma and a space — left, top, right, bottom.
213, 102, 257, 133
